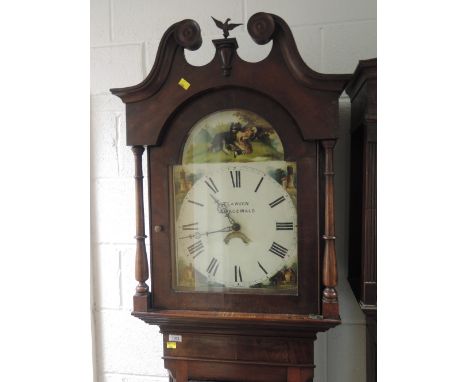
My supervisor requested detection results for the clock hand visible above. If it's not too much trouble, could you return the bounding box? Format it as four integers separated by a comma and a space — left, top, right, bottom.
179, 226, 233, 240
224, 231, 251, 244
205, 226, 233, 235
179, 232, 202, 240
209, 193, 226, 212
209, 194, 237, 226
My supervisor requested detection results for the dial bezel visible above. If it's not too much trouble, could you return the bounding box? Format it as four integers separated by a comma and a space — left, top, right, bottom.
149, 88, 322, 315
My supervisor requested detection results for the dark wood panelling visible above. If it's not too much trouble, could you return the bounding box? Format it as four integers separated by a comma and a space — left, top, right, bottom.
346, 57, 377, 382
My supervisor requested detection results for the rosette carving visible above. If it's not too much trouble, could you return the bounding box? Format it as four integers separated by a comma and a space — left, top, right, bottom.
247, 12, 275, 45
246, 12, 351, 93
110, 19, 202, 103
174, 19, 202, 51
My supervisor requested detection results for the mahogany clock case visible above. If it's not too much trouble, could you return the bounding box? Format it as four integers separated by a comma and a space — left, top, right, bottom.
109, 12, 360, 382
149, 87, 321, 314
111, 10, 349, 330
346, 58, 377, 382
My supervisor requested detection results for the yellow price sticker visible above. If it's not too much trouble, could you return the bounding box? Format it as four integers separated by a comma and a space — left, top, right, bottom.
178, 78, 191, 90
166, 341, 177, 349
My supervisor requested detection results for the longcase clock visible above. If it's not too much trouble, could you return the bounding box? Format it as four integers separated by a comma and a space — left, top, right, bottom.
111, 12, 351, 382
346, 57, 377, 382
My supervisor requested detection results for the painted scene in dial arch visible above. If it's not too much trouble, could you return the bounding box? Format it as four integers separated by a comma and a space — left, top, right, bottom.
182, 109, 284, 164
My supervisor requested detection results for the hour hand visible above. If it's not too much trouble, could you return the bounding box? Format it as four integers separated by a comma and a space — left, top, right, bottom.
205, 226, 233, 235
179, 226, 233, 240
178, 232, 202, 240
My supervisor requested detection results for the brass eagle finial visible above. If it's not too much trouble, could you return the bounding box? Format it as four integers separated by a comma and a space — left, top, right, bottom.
211, 16, 242, 39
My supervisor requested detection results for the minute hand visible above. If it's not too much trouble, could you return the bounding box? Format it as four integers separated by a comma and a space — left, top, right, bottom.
209, 194, 237, 225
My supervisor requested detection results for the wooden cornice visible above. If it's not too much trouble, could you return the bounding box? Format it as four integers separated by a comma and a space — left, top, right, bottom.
345, 57, 377, 101
111, 13, 351, 106
110, 19, 202, 103
345, 58, 377, 128
248, 13, 351, 93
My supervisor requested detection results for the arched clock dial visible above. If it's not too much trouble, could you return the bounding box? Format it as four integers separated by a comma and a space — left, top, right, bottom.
173, 163, 298, 292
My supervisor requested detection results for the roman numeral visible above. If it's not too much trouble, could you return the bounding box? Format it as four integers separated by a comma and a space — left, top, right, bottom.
182, 222, 198, 230
206, 257, 219, 276
230, 170, 241, 188
234, 265, 243, 282
204, 177, 219, 193
188, 200, 204, 207
254, 177, 264, 192
269, 196, 286, 208
257, 261, 268, 275
187, 240, 204, 258
269, 241, 288, 258
276, 222, 293, 230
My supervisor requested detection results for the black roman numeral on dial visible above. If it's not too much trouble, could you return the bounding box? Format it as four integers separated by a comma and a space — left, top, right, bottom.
257, 261, 268, 275
234, 265, 243, 282
187, 240, 203, 258
182, 222, 198, 230
254, 177, 264, 192
269, 241, 288, 258
276, 222, 293, 230
230, 170, 241, 188
204, 177, 219, 193
269, 196, 285, 208
206, 257, 219, 276
188, 200, 204, 207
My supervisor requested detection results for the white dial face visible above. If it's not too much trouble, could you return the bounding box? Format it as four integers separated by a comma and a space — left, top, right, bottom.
173, 162, 298, 293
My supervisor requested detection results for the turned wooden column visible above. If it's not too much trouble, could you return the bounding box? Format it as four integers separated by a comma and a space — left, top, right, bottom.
321, 140, 339, 319
132, 145, 150, 311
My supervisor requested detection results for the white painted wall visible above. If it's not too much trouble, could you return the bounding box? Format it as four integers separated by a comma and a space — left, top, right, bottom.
91, 1, 376, 381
